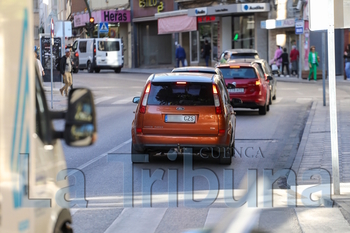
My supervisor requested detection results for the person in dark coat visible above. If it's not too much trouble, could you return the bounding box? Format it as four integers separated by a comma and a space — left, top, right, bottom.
276, 48, 290, 77
344, 44, 350, 80
201, 40, 211, 67
175, 44, 186, 67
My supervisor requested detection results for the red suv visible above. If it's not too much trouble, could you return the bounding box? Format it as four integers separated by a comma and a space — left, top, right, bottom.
217, 62, 271, 115
131, 73, 236, 164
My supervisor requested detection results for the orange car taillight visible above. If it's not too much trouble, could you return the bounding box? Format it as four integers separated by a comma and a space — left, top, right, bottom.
213, 84, 222, 114
139, 82, 151, 114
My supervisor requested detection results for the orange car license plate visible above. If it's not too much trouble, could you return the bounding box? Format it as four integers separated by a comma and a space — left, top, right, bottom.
165, 115, 196, 123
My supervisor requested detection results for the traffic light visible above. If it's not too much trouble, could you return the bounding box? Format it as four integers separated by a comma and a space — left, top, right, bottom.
89, 17, 94, 24
234, 33, 239, 41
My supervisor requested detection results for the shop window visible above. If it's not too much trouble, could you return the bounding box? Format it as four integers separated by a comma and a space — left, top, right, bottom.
232, 15, 255, 49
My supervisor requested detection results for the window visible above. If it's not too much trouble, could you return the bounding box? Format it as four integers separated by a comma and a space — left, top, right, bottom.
72, 41, 78, 51
34, 26, 39, 39
98, 41, 120, 51
232, 15, 255, 49
35, 76, 52, 144
256, 66, 265, 80
33, 0, 39, 11
219, 67, 257, 79
79, 41, 87, 53
230, 53, 259, 60
148, 82, 214, 106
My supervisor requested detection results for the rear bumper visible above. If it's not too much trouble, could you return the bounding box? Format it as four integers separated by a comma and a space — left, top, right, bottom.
229, 94, 265, 108
133, 135, 230, 152
94, 64, 124, 69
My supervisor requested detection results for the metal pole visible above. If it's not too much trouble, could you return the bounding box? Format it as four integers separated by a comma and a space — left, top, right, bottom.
299, 33, 302, 79
322, 32, 326, 106
50, 37, 53, 109
328, 0, 340, 195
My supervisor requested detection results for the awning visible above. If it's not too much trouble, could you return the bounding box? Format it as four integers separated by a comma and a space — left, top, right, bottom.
158, 15, 197, 35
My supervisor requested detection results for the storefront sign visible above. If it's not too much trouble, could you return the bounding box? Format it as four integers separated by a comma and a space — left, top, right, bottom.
194, 7, 207, 16
241, 3, 267, 12
197, 16, 218, 23
139, 0, 164, 13
188, 3, 269, 16
102, 10, 130, 23
74, 10, 130, 27
260, 18, 295, 29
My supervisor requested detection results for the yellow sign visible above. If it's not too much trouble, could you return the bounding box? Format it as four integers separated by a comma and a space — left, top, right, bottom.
139, 0, 164, 13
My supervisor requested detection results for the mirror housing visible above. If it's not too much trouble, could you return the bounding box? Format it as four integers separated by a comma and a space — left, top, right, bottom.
133, 97, 140, 104
226, 83, 236, 89
231, 98, 243, 106
64, 88, 97, 147
267, 75, 273, 81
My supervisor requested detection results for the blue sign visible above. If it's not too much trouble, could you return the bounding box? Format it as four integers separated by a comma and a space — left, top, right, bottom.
99, 22, 109, 33
295, 19, 304, 35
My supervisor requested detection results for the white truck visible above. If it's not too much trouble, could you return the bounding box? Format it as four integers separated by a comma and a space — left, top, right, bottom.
0, 1, 97, 232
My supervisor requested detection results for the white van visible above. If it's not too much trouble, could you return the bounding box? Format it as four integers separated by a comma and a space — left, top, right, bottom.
0, 1, 97, 232
72, 38, 124, 73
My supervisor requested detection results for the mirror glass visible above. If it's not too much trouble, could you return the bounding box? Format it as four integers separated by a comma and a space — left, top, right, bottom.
65, 89, 97, 147
133, 97, 140, 104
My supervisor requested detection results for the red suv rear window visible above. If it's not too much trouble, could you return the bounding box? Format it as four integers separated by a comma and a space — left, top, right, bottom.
147, 82, 214, 106
218, 67, 257, 79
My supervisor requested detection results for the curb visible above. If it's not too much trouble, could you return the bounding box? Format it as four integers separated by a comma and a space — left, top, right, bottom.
289, 101, 317, 177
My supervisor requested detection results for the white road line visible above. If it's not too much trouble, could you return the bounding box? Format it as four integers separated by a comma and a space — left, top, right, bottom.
295, 208, 350, 232
278, 88, 298, 90
296, 98, 312, 104
104, 208, 167, 233
94, 96, 114, 104
204, 208, 231, 228
112, 97, 134, 105
67, 139, 131, 177
274, 97, 283, 103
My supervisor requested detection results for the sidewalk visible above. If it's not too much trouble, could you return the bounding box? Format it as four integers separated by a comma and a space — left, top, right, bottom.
290, 99, 350, 222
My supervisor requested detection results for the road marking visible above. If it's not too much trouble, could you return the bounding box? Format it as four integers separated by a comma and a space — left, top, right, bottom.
296, 98, 312, 104
278, 88, 298, 90
274, 97, 283, 103
94, 96, 113, 104
67, 139, 132, 177
104, 208, 167, 233
112, 97, 133, 105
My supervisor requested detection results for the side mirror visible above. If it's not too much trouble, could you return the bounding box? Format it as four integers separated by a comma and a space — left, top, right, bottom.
64, 88, 97, 147
267, 76, 273, 81
227, 83, 236, 89
133, 97, 140, 104
231, 98, 243, 106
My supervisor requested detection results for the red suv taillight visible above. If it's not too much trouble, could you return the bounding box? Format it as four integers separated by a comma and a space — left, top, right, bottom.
212, 84, 222, 114
139, 82, 151, 114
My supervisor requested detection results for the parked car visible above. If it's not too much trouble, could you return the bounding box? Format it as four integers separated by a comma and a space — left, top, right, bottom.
71, 38, 124, 73
131, 72, 237, 165
226, 59, 277, 105
216, 49, 259, 67
217, 62, 271, 115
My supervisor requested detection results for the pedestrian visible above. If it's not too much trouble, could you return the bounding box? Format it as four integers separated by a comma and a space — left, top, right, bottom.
175, 44, 186, 67
344, 44, 350, 80
220, 52, 229, 64
273, 45, 283, 74
290, 45, 299, 76
59, 49, 74, 96
201, 40, 211, 67
34, 50, 42, 83
276, 48, 290, 77
308, 46, 319, 81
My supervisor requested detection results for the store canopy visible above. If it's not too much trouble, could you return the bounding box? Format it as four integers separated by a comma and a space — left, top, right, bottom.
158, 15, 197, 35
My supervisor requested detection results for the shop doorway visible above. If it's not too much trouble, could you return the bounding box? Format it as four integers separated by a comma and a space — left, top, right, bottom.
189, 22, 218, 67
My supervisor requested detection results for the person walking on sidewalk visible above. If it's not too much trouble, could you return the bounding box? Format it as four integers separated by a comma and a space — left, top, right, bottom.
308, 46, 319, 81
276, 48, 290, 77
344, 44, 350, 80
290, 45, 299, 76
201, 40, 211, 67
59, 49, 74, 96
273, 45, 283, 73
175, 44, 186, 67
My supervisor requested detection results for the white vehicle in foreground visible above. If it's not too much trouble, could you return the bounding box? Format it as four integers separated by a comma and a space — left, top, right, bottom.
0, 1, 97, 232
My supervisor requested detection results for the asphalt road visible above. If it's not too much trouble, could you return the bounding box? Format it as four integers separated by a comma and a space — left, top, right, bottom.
58, 70, 350, 233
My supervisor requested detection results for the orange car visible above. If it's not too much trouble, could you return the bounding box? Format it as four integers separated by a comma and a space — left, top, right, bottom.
131, 73, 237, 164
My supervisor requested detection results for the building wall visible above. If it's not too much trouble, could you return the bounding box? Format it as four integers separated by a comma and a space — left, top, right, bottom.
91, 0, 129, 11
72, 0, 87, 14
255, 13, 268, 60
